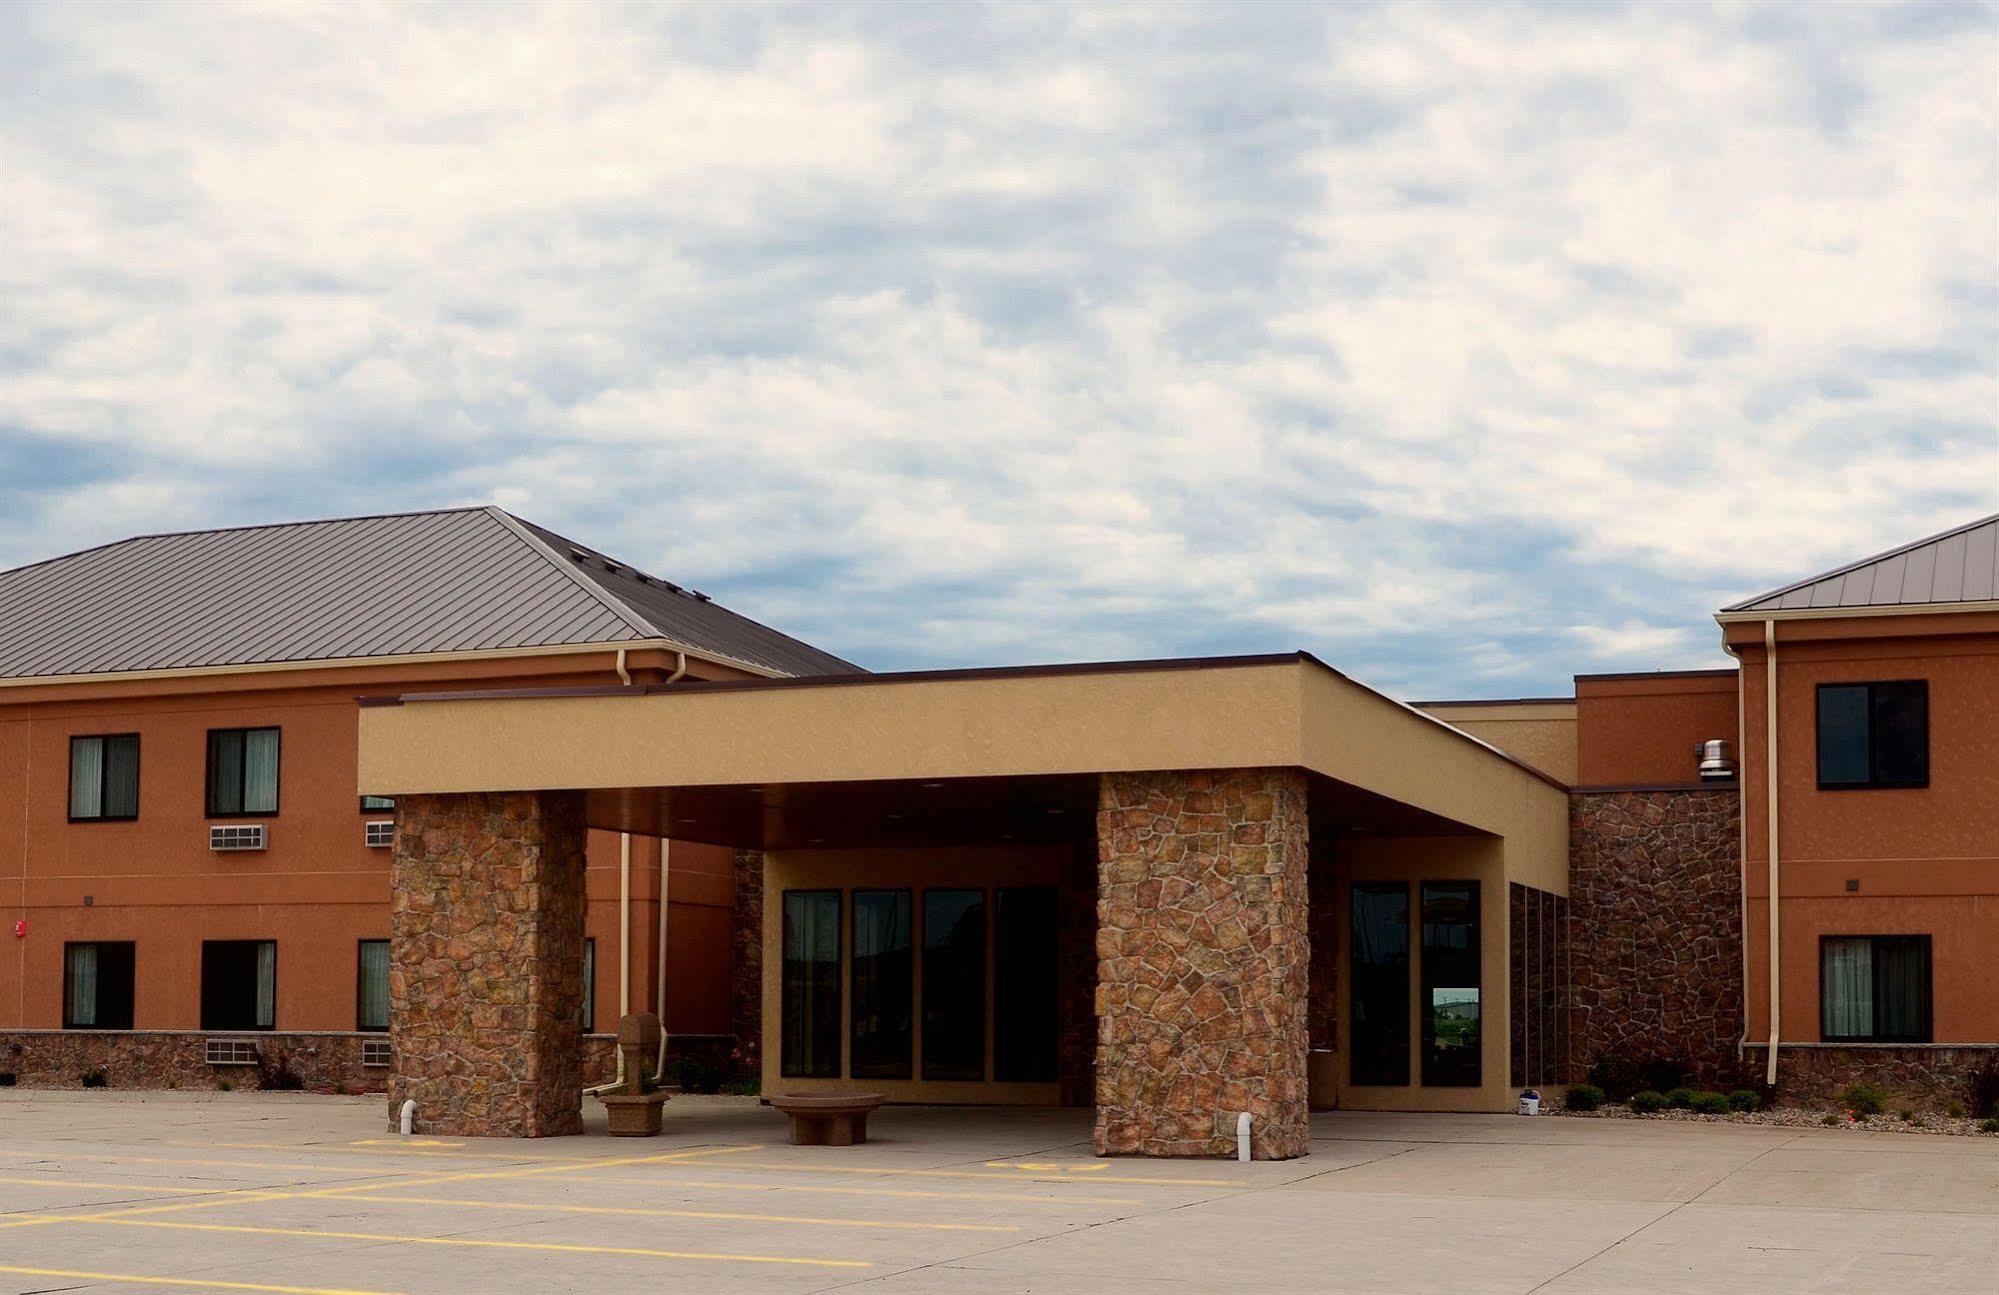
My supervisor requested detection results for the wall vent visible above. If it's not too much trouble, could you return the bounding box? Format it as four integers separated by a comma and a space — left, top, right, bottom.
361, 1038, 392, 1068
209, 824, 267, 851
364, 821, 395, 848
205, 1038, 261, 1066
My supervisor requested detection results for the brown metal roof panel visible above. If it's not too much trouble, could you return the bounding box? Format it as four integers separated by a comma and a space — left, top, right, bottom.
1723, 513, 1999, 612
1932, 530, 1968, 602
1964, 520, 1997, 600
1836, 563, 1876, 606
1865, 551, 1906, 605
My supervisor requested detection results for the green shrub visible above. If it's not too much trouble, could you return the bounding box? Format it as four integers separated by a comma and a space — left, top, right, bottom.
1664, 1087, 1697, 1110
1628, 1090, 1668, 1114
1688, 1091, 1732, 1115
1978, 1118, 1999, 1135
670, 1055, 722, 1094
216, 1078, 234, 1092
1947, 1102, 1966, 1119
0, 1071, 16, 1087
1586, 1052, 1644, 1102
1820, 1112, 1842, 1127
1841, 1081, 1889, 1117
1898, 1108, 1916, 1122
79, 1069, 108, 1088
1641, 1058, 1691, 1094
1563, 1084, 1606, 1113
1727, 1089, 1762, 1112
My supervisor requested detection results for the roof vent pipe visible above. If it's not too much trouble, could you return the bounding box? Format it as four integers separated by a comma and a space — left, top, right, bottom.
1697, 739, 1735, 781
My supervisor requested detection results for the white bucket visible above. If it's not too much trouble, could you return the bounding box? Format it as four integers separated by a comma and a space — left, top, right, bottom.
1517, 1090, 1541, 1116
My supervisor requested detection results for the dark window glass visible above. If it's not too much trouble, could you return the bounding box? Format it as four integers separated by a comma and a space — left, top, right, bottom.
1821, 935, 1931, 1042
581, 938, 595, 1034
360, 795, 396, 812
851, 890, 913, 1079
1421, 882, 1481, 1088
781, 891, 841, 1077
64, 942, 135, 1029
206, 727, 280, 816
1350, 882, 1410, 1086
201, 940, 276, 1030
69, 735, 140, 821
1508, 884, 1568, 1089
1817, 681, 1927, 789
357, 940, 390, 1032
922, 889, 986, 1081
994, 887, 1058, 1083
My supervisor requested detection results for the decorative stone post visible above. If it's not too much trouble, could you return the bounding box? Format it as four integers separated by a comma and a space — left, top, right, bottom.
388, 790, 589, 1138
1095, 769, 1311, 1159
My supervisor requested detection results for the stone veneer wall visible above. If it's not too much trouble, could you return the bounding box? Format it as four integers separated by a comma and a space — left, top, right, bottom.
1745, 1043, 1999, 1113
0, 1031, 389, 1092
1095, 768, 1310, 1159
731, 848, 764, 1068
389, 790, 589, 1137
1568, 788, 1744, 1088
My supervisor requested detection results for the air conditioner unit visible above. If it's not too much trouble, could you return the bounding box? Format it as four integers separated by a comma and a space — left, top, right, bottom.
362, 1038, 392, 1068
205, 1038, 261, 1066
210, 824, 267, 851
364, 820, 395, 848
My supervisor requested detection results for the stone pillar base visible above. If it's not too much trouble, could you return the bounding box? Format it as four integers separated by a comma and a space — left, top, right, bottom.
1094, 769, 1310, 1159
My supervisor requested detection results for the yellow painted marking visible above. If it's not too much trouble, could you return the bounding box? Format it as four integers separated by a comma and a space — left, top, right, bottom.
527, 1170, 1144, 1206
988, 1160, 1110, 1173
711, 1160, 1233, 1187
33, 1215, 873, 1268
0, 1267, 404, 1295
309, 1142, 761, 1194
163, 1139, 531, 1160
0, 1148, 382, 1175
349, 1138, 466, 1149
311, 1190, 1019, 1232
0, 1174, 224, 1194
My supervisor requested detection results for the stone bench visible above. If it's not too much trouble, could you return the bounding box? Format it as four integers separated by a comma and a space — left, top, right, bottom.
768, 1092, 885, 1146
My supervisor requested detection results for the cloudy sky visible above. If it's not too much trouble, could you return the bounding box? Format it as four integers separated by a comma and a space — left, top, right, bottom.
3, 1, 1995, 696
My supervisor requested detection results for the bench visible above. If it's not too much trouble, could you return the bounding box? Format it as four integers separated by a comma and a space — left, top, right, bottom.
768, 1092, 886, 1146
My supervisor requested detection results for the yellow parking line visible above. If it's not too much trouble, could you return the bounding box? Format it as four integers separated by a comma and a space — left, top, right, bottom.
308, 1143, 761, 1194
706, 1160, 1234, 1187
0, 1267, 404, 1295
312, 1190, 1020, 1231
530, 1170, 1144, 1206
0, 1174, 223, 1195
34, 1215, 873, 1268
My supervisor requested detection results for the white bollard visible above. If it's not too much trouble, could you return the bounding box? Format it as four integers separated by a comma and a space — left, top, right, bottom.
399, 1099, 417, 1135
1236, 1111, 1252, 1162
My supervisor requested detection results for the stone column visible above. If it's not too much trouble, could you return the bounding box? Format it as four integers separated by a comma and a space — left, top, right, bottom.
1095, 769, 1311, 1159
389, 791, 588, 1138
730, 848, 764, 1068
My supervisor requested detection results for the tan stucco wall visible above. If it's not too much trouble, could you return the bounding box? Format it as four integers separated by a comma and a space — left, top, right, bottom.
760, 845, 1068, 1104
358, 658, 1570, 849
1414, 702, 1579, 786
1333, 835, 1515, 1113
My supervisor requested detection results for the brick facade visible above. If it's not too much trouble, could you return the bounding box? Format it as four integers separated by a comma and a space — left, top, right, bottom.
1095, 768, 1310, 1159
389, 791, 589, 1137
1568, 788, 1744, 1088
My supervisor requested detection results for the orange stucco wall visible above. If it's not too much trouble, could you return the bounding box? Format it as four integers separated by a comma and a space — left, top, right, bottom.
0, 650, 745, 1036
1727, 614, 1999, 1043
1574, 670, 1738, 787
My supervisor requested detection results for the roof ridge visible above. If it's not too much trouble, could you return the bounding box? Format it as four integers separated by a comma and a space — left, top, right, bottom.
0, 505, 498, 580
481, 508, 659, 642
1721, 511, 1999, 612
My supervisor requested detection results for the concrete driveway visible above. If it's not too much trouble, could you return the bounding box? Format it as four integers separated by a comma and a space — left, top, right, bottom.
0, 1092, 1993, 1294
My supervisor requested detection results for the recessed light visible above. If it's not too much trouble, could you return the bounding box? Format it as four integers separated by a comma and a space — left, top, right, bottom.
921, 782, 944, 789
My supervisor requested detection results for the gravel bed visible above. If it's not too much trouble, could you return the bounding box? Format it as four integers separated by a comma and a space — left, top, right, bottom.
1556, 1104, 1998, 1137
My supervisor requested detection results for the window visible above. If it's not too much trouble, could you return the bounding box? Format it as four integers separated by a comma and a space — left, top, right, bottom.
360, 795, 396, 812
1509, 884, 1568, 1088
1822, 936, 1931, 1042
922, 889, 986, 1081
1817, 681, 1927, 789
69, 734, 139, 821
994, 887, 1058, 1083
356, 940, 390, 1032
201, 940, 276, 1030
582, 938, 596, 1033
64, 942, 135, 1029
206, 728, 280, 817
781, 891, 841, 1077
851, 890, 913, 1080
1350, 883, 1410, 1086
1421, 882, 1481, 1088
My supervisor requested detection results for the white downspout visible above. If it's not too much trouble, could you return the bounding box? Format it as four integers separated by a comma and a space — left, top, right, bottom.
655, 650, 686, 1079
585, 651, 637, 1099
1764, 619, 1781, 1088
1723, 640, 1750, 1063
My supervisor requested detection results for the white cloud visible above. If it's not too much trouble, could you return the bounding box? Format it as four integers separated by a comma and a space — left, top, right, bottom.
1, 0, 1994, 696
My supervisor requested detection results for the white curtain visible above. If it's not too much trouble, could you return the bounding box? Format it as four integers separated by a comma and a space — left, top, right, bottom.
243, 730, 280, 814
1822, 937, 1872, 1038
255, 941, 277, 1027
70, 738, 102, 819
359, 942, 391, 1030
67, 943, 98, 1026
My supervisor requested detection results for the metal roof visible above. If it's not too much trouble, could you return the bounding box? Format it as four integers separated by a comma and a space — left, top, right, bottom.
0, 507, 861, 680
1723, 513, 1999, 613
